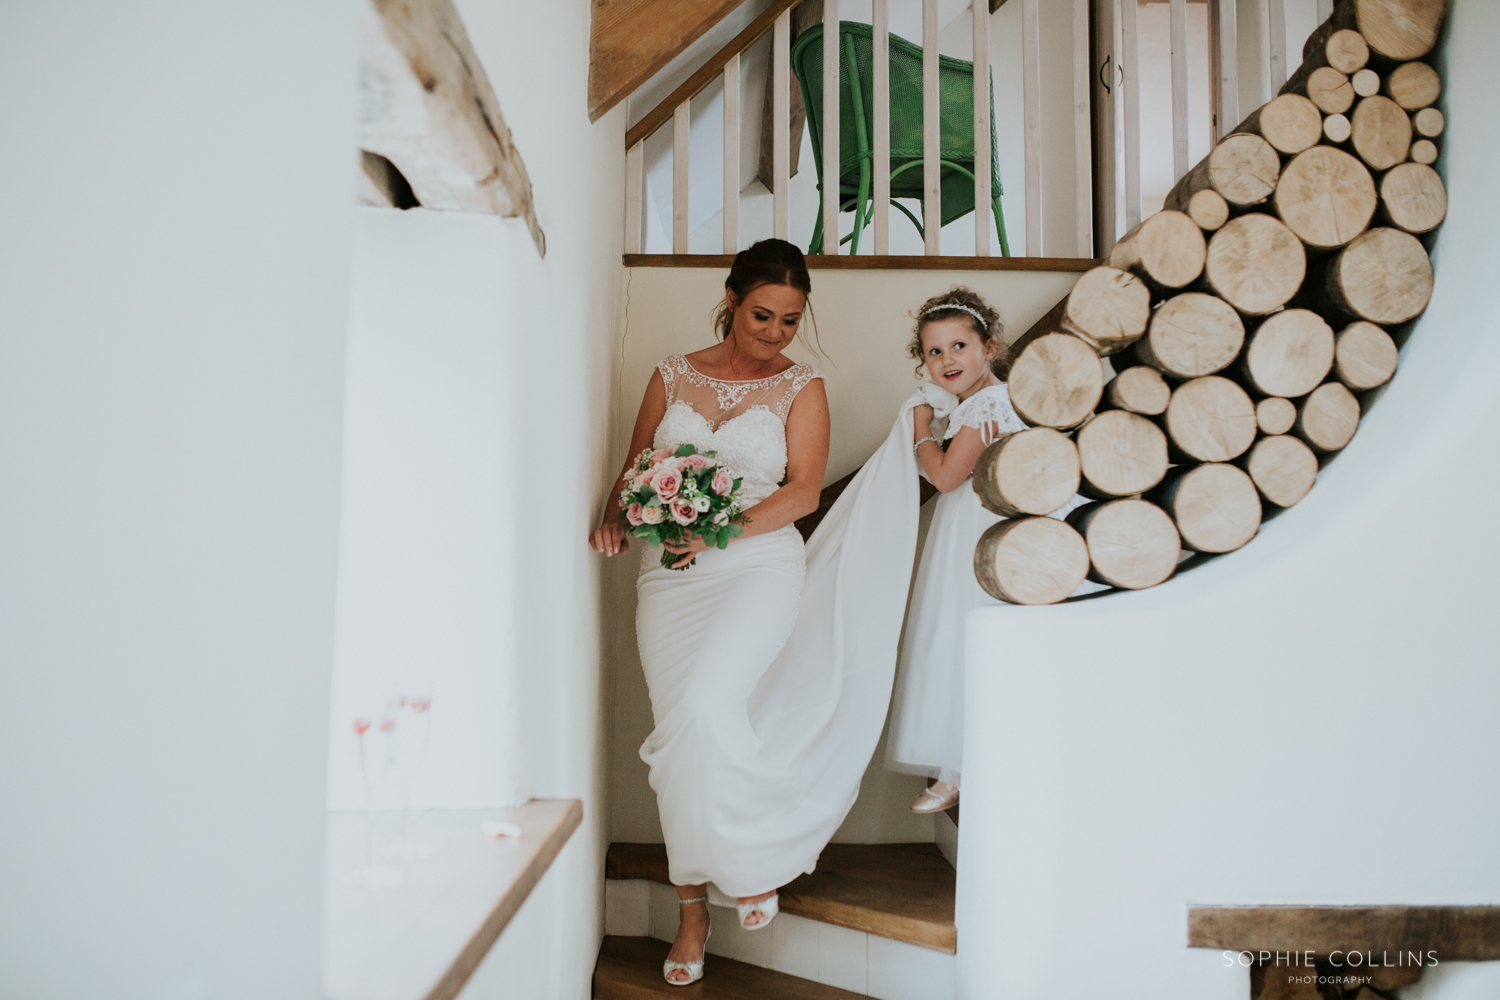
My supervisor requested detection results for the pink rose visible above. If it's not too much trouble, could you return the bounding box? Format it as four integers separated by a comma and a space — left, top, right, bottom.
683, 454, 710, 471
669, 499, 697, 525
626, 503, 644, 526
650, 448, 674, 465
653, 468, 682, 501
711, 469, 734, 496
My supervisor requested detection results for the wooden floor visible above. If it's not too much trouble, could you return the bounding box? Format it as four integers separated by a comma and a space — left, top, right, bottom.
606, 842, 956, 954
594, 936, 871, 999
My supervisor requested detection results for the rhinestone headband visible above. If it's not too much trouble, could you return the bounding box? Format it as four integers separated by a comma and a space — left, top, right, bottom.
920, 301, 988, 329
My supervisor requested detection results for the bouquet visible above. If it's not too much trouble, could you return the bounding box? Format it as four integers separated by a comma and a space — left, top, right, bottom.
619, 444, 747, 569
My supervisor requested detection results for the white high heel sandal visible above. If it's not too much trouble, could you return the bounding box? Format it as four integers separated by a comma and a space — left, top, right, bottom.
662, 895, 711, 987
736, 892, 779, 931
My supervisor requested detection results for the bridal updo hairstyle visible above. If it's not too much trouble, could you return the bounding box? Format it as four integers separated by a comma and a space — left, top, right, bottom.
712, 238, 817, 346
907, 286, 1006, 378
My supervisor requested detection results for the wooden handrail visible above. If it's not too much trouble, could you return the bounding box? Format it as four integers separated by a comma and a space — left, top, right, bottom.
625, 0, 804, 150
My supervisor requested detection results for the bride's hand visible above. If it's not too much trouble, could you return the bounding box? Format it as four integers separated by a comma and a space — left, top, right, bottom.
662, 534, 712, 569
590, 520, 629, 557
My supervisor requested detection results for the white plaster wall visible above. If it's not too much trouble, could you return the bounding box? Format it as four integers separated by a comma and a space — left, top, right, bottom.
0, 2, 351, 997
957, 4, 1500, 998
606, 265, 1084, 846
326, 0, 625, 996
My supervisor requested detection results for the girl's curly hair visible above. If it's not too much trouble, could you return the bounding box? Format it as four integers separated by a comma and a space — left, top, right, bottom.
906, 286, 1006, 378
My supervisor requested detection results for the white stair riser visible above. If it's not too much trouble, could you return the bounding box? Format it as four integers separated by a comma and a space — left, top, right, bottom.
604, 879, 955, 1000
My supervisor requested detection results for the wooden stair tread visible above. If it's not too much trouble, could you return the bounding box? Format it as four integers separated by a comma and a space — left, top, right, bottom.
594, 936, 871, 999
606, 842, 956, 954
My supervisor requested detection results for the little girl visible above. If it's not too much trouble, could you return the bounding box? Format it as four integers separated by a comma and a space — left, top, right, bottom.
885, 287, 1097, 813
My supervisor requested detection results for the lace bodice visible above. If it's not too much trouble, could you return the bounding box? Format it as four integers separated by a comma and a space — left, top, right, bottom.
941, 383, 1028, 446
652, 355, 824, 506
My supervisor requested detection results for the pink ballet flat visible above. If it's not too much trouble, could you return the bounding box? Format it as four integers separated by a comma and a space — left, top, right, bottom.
909, 781, 960, 813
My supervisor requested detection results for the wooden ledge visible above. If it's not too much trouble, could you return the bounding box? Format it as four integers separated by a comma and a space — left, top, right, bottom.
323, 799, 582, 1000
607, 841, 956, 954
624, 253, 1101, 272
1188, 905, 1500, 960
595, 936, 871, 999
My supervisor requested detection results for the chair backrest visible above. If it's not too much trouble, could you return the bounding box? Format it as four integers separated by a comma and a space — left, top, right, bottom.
792, 21, 996, 196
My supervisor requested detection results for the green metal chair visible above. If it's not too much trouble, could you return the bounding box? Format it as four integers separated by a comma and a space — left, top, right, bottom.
792, 22, 1009, 256
792, 20, 1014, 256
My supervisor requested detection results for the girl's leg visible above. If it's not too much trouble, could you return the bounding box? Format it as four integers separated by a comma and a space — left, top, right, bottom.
665, 883, 711, 985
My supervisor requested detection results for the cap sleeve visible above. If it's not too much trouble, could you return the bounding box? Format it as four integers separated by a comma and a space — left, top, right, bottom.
774, 364, 826, 422
657, 355, 688, 408
943, 384, 1028, 445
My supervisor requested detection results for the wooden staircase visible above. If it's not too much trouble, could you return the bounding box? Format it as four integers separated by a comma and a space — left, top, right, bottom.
595, 842, 956, 999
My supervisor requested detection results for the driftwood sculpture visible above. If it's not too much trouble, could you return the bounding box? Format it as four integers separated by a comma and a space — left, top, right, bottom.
357, 0, 545, 256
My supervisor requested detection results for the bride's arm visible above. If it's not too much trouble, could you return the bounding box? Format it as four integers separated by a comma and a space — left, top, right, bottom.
589, 371, 668, 557
658, 378, 830, 567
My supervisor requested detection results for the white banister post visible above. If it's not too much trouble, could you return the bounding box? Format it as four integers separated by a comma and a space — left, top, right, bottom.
873, 0, 890, 255
625, 140, 644, 254
1121, 0, 1142, 230
1022, 0, 1041, 256
1316, 0, 1333, 22
673, 100, 690, 252
723, 54, 740, 255
1170, 0, 1190, 182
1216, 0, 1240, 142
922, 0, 940, 255
823, 0, 841, 255
774, 9, 790, 241
972, 0, 991, 257
1072, 0, 1093, 258
1268, 0, 1288, 92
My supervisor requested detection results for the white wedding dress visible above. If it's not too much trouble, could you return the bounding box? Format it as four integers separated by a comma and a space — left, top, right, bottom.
635, 355, 935, 898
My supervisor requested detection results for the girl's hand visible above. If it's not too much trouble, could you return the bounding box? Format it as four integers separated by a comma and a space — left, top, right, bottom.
590, 520, 630, 557
662, 534, 712, 569
913, 403, 934, 437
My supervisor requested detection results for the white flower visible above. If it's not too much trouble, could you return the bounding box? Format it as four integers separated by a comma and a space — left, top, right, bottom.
713, 510, 729, 526
640, 505, 665, 524
692, 495, 711, 512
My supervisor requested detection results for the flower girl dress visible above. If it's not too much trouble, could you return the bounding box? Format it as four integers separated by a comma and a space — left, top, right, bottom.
886, 382, 1105, 788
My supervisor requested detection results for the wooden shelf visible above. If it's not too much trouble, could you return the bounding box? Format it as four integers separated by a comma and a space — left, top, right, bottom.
323, 799, 582, 1000
623, 253, 1101, 272
1188, 905, 1500, 960
606, 841, 956, 954
594, 935, 872, 999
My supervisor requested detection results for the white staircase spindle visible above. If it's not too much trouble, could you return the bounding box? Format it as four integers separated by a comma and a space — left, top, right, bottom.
673, 101, 690, 253
1316, 0, 1333, 22
774, 9, 790, 241
625, 140, 643, 254
1268, 0, 1288, 92
1072, 0, 1093, 258
922, 0, 940, 255
723, 53, 740, 255
823, 0, 840, 255
873, 0, 890, 255
1121, 0, 1142, 230
972, 0, 990, 257
1022, 0, 1041, 256
1170, 0, 1190, 182
1216, 0, 1240, 142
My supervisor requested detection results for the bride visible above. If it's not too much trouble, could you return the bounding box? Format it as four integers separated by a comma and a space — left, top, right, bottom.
591, 240, 833, 985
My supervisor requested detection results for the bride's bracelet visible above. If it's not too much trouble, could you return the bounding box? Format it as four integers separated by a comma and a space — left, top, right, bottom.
913, 435, 937, 454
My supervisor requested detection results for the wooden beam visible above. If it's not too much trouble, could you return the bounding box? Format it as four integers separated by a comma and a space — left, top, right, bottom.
623, 0, 803, 148
1188, 906, 1500, 961
357, 0, 545, 255
624, 253, 1100, 270
588, 0, 742, 123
